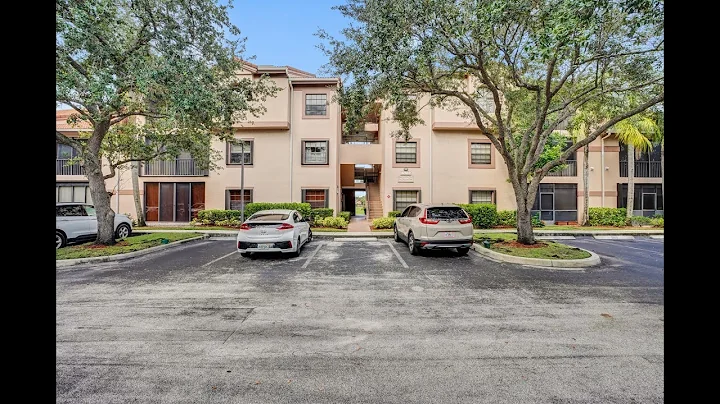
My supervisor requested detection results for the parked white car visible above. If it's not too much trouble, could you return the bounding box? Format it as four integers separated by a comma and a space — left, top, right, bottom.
56, 203, 133, 249
236, 209, 312, 257
393, 203, 474, 255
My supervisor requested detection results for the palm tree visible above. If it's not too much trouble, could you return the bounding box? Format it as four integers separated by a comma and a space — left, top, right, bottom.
614, 116, 657, 220
569, 122, 591, 225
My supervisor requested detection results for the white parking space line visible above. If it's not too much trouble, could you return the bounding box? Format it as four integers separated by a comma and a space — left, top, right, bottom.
302, 242, 324, 269
593, 235, 635, 240
386, 240, 409, 269
590, 238, 664, 255
202, 250, 237, 267
650, 235, 664, 239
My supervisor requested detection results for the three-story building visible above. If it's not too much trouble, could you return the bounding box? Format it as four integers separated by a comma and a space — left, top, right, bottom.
56, 62, 663, 224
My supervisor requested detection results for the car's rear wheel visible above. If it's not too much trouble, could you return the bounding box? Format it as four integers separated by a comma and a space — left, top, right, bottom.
307, 229, 313, 243
115, 223, 131, 240
408, 232, 419, 255
393, 225, 401, 242
457, 247, 470, 256
290, 237, 301, 257
56, 231, 67, 249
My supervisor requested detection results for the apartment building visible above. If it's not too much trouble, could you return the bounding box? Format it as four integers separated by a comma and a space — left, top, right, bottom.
56, 63, 663, 224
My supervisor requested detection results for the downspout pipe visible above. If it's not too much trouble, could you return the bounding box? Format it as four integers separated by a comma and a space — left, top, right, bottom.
289, 77, 294, 201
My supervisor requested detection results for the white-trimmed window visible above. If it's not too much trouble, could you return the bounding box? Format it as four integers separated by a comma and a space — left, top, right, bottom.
56, 183, 92, 203
395, 142, 417, 164
305, 94, 327, 116
302, 140, 329, 165
302, 189, 329, 208
470, 142, 491, 165
394, 190, 420, 211
228, 140, 253, 165
470, 190, 494, 204
226, 190, 253, 210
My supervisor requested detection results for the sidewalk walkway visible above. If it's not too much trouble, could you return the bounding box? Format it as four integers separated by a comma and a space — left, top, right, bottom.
347, 216, 371, 232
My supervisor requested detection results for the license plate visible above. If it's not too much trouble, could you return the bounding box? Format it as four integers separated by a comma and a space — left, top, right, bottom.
257, 243, 273, 249
443, 232, 456, 238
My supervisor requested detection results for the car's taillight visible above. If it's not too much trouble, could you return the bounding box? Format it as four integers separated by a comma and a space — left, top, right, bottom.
277, 223, 294, 230
459, 215, 472, 224
239, 223, 251, 230
419, 209, 439, 225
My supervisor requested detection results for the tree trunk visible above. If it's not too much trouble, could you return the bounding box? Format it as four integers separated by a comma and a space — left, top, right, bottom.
512, 180, 536, 245
582, 145, 590, 225
626, 144, 635, 220
85, 154, 116, 245
660, 142, 664, 212
516, 205, 535, 244
131, 161, 146, 227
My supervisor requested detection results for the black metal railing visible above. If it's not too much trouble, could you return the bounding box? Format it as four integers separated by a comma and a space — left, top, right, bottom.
546, 160, 577, 177
142, 158, 209, 176
342, 132, 379, 144
56, 159, 86, 175
620, 161, 661, 177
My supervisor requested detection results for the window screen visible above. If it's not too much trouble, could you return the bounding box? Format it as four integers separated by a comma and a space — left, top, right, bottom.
305, 94, 327, 116
395, 142, 417, 163
470, 143, 491, 164
394, 190, 419, 211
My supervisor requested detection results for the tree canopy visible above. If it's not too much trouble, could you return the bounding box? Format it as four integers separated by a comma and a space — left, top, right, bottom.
318, 0, 664, 243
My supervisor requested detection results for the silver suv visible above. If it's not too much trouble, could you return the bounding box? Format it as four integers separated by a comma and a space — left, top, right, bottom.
393, 203, 474, 255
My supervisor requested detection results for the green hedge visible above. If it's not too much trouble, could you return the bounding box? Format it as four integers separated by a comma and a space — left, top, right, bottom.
339, 211, 351, 221
311, 208, 334, 221
650, 217, 664, 228
457, 203, 498, 229
531, 212, 545, 227
244, 202, 312, 218
388, 211, 401, 218
588, 208, 627, 227
630, 216, 652, 226
316, 216, 348, 229
372, 217, 395, 229
497, 210, 517, 227
197, 209, 242, 224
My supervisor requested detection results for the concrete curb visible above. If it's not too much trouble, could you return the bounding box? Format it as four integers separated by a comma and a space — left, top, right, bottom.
471, 243, 601, 268
56, 235, 209, 268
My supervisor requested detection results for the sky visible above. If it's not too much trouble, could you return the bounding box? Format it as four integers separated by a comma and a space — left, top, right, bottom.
227, 0, 349, 76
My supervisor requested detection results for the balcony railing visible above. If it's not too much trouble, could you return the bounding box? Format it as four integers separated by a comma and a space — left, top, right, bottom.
546, 160, 577, 177
342, 132, 379, 144
620, 161, 662, 177
142, 158, 209, 176
56, 159, 86, 175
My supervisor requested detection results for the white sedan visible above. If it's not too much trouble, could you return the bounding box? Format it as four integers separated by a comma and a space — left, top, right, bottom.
236, 209, 312, 257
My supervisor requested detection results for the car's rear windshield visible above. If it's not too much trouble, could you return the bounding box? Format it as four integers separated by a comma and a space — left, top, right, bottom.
249, 213, 290, 221
426, 207, 468, 219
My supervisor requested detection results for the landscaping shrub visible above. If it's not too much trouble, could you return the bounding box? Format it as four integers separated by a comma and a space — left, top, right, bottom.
311, 208, 334, 221
457, 203, 498, 228
388, 211, 401, 218
197, 209, 242, 224
371, 217, 395, 229
339, 211, 351, 221
531, 212, 545, 227
588, 208, 627, 227
497, 210, 517, 227
317, 216, 348, 229
630, 216, 652, 226
650, 217, 664, 228
244, 202, 312, 218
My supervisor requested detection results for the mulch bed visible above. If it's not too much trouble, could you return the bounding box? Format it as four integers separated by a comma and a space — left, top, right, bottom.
495, 240, 548, 249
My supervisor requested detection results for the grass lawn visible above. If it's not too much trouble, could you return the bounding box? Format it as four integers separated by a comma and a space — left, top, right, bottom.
135, 225, 233, 230
355, 206, 365, 215
311, 227, 348, 232
474, 233, 591, 259
539, 225, 661, 231
56, 233, 203, 260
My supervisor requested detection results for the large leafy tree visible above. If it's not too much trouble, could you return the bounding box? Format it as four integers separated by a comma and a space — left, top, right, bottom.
318, 0, 664, 244
56, 0, 277, 245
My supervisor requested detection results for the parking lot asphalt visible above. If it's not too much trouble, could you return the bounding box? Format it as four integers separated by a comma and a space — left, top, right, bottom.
57, 236, 664, 403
